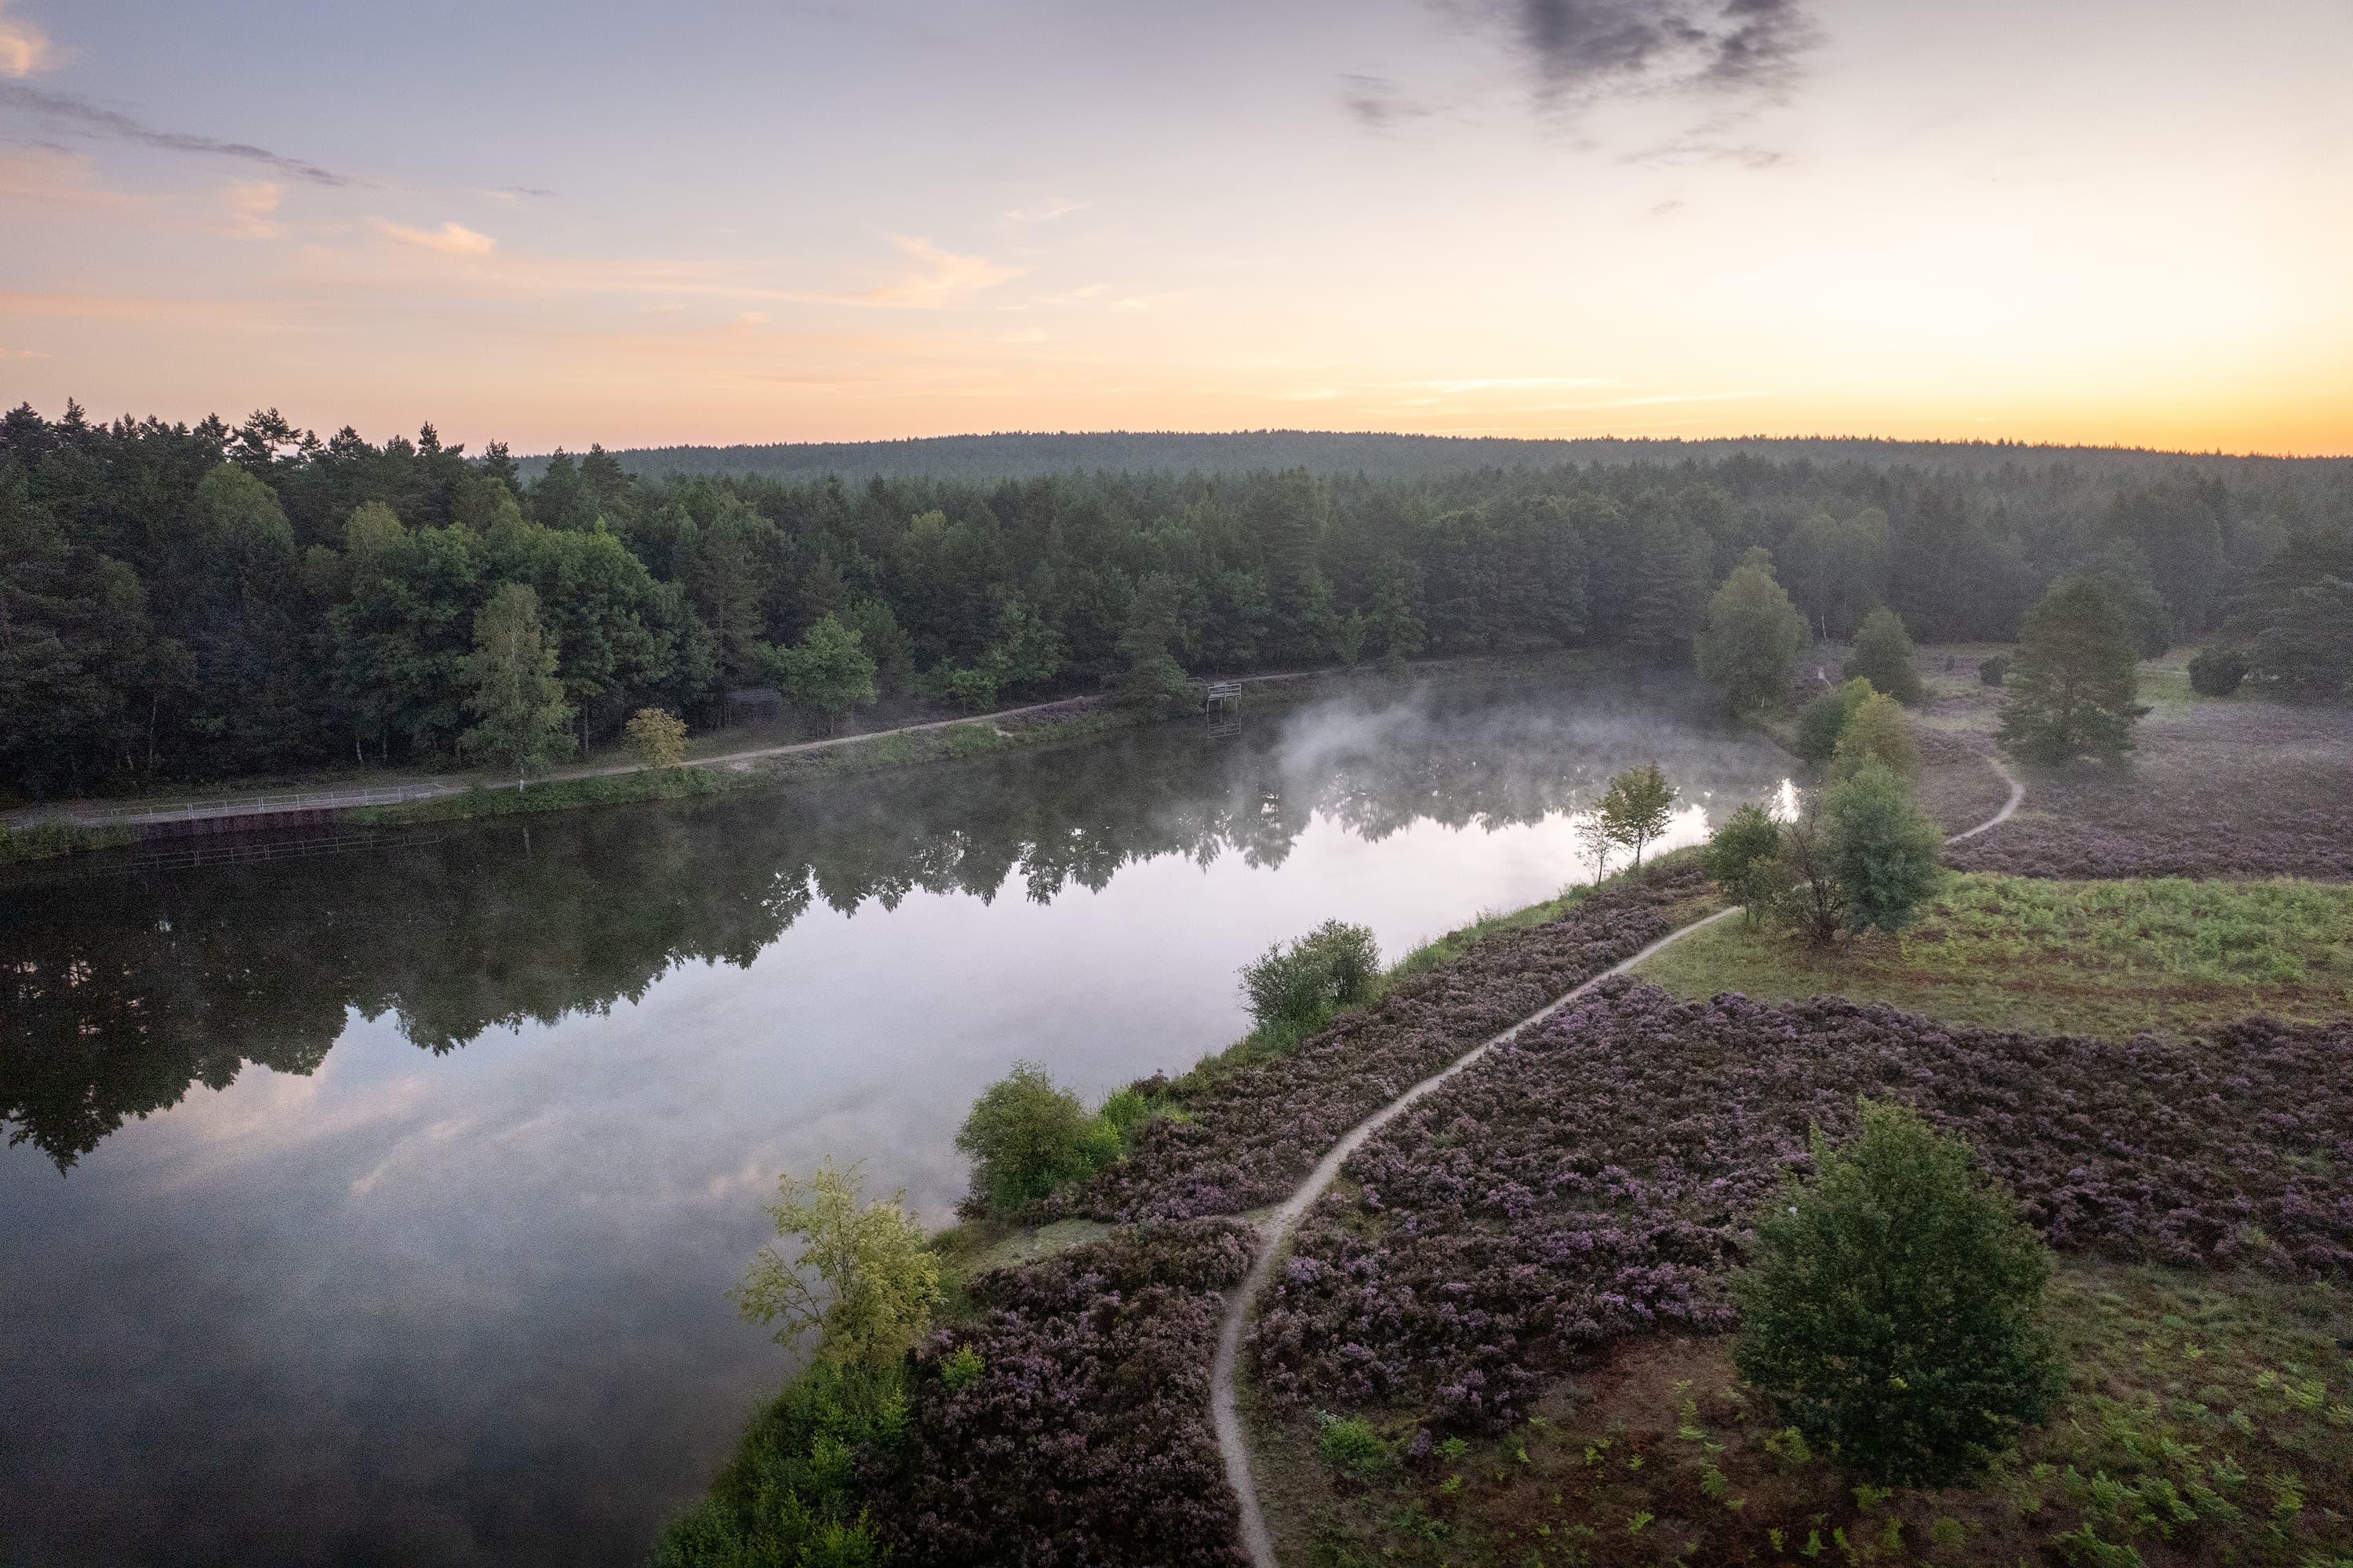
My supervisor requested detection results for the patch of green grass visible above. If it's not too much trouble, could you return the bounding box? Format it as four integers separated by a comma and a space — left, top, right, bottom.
2035, 1265, 2353, 1568
0, 820, 133, 864
363, 766, 733, 822
1637, 871, 2353, 1039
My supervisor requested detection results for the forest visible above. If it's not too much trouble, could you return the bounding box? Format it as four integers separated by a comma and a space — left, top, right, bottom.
4, 401, 2348, 797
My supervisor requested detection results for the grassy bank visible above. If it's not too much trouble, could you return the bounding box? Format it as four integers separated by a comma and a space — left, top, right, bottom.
0, 819, 134, 865
1637, 871, 2353, 1039
356, 715, 1031, 825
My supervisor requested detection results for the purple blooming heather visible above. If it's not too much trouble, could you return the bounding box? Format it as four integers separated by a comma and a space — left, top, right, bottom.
1248, 979, 2353, 1432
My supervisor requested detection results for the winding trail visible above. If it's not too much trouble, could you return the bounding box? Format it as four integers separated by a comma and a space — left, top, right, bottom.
1209, 752, 2024, 1568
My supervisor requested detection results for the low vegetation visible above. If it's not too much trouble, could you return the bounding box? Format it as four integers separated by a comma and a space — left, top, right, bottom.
952, 1060, 1145, 1218
662, 1219, 1257, 1566
1639, 871, 2353, 1039
1241, 920, 1383, 1037
1042, 863, 1717, 1224
1268, 1260, 2351, 1568
1948, 696, 2353, 881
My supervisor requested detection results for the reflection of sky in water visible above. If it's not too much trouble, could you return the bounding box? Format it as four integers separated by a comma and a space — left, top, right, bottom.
0, 678, 1786, 1566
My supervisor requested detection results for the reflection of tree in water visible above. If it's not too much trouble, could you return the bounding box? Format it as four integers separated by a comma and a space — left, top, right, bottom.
2, 679, 1769, 1169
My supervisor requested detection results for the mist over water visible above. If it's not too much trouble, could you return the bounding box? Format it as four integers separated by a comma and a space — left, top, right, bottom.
0, 671, 1787, 1568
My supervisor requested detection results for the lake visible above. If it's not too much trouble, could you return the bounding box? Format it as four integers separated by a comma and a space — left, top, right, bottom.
0, 671, 1788, 1566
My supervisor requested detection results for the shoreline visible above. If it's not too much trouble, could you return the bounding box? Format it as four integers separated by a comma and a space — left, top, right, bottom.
0, 649, 1611, 866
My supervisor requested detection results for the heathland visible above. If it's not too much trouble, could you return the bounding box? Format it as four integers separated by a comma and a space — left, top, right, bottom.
657, 616, 2351, 1567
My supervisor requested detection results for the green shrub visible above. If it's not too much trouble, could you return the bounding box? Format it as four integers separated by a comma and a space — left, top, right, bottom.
1827, 690, 1921, 781
1979, 653, 2011, 688
653, 1357, 906, 1567
1315, 1414, 1395, 1483
1845, 606, 1925, 705
1795, 678, 1874, 762
1703, 802, 1791, 922
2187, 644, 2249, 697
1096, 1085, 1155, 1140
1824, 762, 1945, 935
1239, 919, 1381, 1032
954, 1061, 1110, 1215
939, 1344, 985, 1392
1733, 1101, 2064, 1487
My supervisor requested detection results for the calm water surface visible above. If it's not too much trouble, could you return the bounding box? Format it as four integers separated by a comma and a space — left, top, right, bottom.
1, 673, 1787, 1566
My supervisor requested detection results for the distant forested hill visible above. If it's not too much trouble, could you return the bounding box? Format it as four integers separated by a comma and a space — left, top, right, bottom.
515, 430, 2336, 486
5, 402, 2347, 798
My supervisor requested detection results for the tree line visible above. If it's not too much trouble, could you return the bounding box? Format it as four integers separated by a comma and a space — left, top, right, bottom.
5, 400, 2347, 795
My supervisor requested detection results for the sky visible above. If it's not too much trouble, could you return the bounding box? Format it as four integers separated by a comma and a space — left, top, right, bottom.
2, 0, 2349, 455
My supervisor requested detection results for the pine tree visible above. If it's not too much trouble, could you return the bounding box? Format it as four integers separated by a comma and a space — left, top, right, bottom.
1997, 579, 2148, 764
1843, 606, 1923, 705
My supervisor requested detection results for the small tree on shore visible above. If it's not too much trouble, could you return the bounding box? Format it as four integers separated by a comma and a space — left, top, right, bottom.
1733, 1101, 2063, 1486
730, 1161, 941, 1367
460, 581, 575, 786
1998, 579, 2148, 764
954, 1062, 1112, 1217
1598, 762, 1678, 869
1695, 551, 1808, 715
622, 706, 687, 770
1844, 606, 1924, 706
1240, 919, 1381, 1031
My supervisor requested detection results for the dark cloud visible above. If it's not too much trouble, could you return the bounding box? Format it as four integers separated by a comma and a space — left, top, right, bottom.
1340, 74, 1435, 129
1492, 0, 1817, 101
0, 82, 352, 186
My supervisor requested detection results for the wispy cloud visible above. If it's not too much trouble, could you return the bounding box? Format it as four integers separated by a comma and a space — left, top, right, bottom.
857, 235, 1020, 307
371, 217, 497, 258
0, 0, 53, 77
0, 80, 352, 184
1340, 75, 1435, 130
1621, 136, 1787, 168
1420, 375, 1613, 393
0, 344, 49, 358
1004, 198, 1082, 224
224, 180, 281, 239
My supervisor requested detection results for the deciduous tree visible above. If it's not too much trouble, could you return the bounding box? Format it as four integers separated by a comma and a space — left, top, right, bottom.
1597, 762, 1678, 868
762, 613, 877, 733
1695, 550, 1808, 715
460, 581, 574, 784
1734, 1101, 2062, 1486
